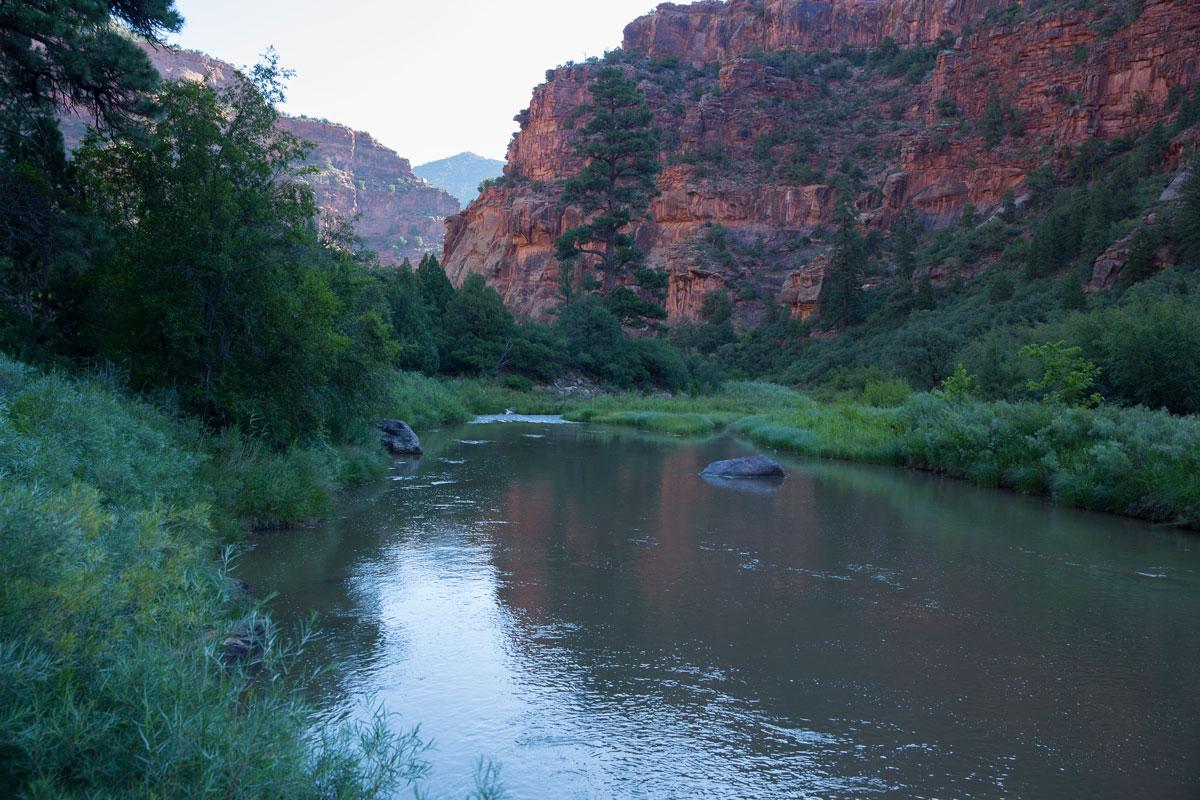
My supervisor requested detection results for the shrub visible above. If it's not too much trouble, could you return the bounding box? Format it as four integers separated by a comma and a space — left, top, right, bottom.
0, 355, 433, 797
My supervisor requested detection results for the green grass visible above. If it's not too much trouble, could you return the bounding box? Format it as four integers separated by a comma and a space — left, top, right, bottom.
563, 383, 1200, 529
0, 355, 490, 798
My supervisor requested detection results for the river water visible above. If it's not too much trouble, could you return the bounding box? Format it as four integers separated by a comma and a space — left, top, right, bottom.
238, 417, 1200, 799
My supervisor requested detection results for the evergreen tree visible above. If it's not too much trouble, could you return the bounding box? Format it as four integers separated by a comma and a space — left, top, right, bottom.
979, 95, 1007, 148
441, 273, 516, 375
1118, 227, 1158, 289
914, 271, 936, 311
380, 260, 439, 374
1177, 160, 1200, 265
416, 252, 455, 321
891, 206, 919, 281
0, 0, 182, 345
817, 210, 867, 328
555, 66, 662, 312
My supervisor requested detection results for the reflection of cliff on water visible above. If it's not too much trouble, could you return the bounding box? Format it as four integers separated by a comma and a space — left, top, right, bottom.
237, 419, 1200, 800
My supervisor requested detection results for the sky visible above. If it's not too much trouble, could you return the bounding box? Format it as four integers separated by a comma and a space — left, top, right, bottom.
166, 0, 672, 165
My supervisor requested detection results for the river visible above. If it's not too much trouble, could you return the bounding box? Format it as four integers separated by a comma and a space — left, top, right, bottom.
238, 416, 1200, 799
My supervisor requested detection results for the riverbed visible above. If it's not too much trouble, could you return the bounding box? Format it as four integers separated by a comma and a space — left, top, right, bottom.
238, 417, 1200, 799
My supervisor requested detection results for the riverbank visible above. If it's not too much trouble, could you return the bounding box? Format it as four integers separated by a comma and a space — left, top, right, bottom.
3, 355, 1194, 795
0, 355, 488, 797
480, 381, 1199, 530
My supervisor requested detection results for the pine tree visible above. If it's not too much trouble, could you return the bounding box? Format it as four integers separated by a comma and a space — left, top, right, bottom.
555, 66, 661, 306
0, 0, 182, 340
380, 260, 439, 374
817, 210, 867, 328
416, 253, 455, 321
1118, 227, 1158, 289
914, 271, 936, 311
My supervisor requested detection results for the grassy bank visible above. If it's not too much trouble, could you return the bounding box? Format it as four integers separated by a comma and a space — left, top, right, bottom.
0, 356, 495, 797
555, 381, 1200, 529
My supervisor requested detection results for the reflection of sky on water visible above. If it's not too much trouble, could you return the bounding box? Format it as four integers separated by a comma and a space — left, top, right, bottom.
239, 421, 1200, 800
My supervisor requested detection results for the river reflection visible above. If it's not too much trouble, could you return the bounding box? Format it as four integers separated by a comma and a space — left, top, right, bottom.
238, 419, 1200, 799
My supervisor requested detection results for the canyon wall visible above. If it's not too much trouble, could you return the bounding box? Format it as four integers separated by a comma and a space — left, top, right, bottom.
443, 0, 1200, 322
63, 45, 457, 265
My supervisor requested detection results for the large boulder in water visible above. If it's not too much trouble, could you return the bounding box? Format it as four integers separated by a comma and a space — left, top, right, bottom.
379, 419, 422, 456
700, 455, 785, 479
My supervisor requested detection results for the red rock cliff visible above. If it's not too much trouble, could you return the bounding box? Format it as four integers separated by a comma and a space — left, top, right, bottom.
443, 0, 1200, 323
622, 0, 1003, 62
63, 45, 458, 266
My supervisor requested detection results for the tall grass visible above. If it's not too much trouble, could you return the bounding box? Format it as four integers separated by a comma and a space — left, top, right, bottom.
564, 382, 1200, 529
0, 355, 470, 797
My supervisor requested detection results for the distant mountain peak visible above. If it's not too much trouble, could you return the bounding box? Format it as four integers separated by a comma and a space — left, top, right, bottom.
414, 152, 504, 206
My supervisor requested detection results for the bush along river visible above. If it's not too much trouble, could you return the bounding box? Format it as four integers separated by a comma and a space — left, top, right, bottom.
238, 416, 1200, 799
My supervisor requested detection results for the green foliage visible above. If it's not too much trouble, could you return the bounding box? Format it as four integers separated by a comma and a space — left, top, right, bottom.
1062, 289, 1200, 414
1020, 341, 1102, 407
74, 60, 395, 445
440, 273, 517, 376
935, 96, 958, 118
0, 0, 182, 350
0, 355, 433, 797
860, 375, 914, 407
379, 261, 439, 374
937, 363, 979, 401
1174, 162, 1200, 266
556, 66, 662, 319
1117, 227, 1159, 289
817, 212, 867, 328
863, 37, 946, 84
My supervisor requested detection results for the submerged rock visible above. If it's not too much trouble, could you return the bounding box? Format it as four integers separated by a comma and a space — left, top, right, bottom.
700, 455, 786, 479
379, 419, 422, 456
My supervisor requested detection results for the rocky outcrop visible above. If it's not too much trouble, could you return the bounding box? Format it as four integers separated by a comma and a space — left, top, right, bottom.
622, 0, 1006, 62
61, 44, 457, 266
444, 0, 1200, 323
901, 0, 1200, 222
279, 117, 459, 265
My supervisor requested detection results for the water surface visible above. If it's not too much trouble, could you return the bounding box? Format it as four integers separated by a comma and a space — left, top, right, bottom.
239, 419, 1200, 799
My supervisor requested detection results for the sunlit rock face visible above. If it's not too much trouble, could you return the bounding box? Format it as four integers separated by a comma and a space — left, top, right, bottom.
443, 0, 1200, 322
61, 44, 458, 266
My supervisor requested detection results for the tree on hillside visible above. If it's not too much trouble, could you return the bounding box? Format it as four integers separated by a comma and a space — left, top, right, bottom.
555, 66, 664, 324
0, 0, 182, 346
817, 210, 867, 329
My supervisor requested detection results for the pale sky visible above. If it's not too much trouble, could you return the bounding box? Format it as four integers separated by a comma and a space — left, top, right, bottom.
166, 0, 673, 165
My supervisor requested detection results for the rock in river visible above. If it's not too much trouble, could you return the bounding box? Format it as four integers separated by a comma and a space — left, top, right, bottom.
700, 455, 785, 479
379, 419, 422, 456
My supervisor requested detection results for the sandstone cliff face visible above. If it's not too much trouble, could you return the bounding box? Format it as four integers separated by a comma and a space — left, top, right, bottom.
900, 0, 1200, 221
63, 45, 457, 266
622, 0, 1005, 62
443, 0, 1200, 322
278, 117, 459, 264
